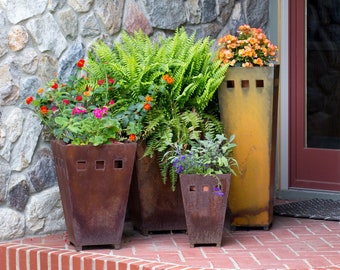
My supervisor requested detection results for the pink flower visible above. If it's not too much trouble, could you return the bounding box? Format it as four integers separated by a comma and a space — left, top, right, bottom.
72, 107, 87, 115
62, 99, 69, 105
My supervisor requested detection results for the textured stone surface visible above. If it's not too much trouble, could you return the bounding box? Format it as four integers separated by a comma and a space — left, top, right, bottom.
8, 25, 28, 51
28, 148, 57, 192
8, 180, 30, 211
0, 208, 25, 240
26, 13, 67, 57
25, 186, 65, 234
57, 39, 85, 82
6, 0, 48, 24
0, 0, 270, 241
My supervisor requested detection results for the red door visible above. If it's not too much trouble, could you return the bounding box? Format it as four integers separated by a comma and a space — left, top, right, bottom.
290, 0, 340, 191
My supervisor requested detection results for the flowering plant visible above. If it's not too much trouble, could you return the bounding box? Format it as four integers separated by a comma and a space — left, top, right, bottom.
25, 59, 152, 145
217, 24, 278, 67
164, 134, 239, 195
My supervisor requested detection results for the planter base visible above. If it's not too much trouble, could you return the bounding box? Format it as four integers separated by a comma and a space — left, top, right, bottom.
51, 140, 136, 251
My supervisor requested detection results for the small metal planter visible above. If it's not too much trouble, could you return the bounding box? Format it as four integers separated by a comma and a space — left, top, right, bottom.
51, 140, 137, 251
179, 174, 231, 247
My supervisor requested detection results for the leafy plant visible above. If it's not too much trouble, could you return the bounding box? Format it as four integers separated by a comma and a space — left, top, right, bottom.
164, 134, 239, 195
25, 59, 151, 145
217, 24, 278, 67
86, 28, 229, 190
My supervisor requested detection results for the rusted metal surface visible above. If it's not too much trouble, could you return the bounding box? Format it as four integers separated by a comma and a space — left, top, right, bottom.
51, 140, 137, 251
128, 141, 186, 235
218, 65, 280, 229
179, 174, 231, 247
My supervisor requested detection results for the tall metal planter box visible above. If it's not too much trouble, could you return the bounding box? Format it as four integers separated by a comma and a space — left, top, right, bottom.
128, 141, 186, 235
218, 65, 280, 229
51, 140, 137, 251
179, 174, 231, 247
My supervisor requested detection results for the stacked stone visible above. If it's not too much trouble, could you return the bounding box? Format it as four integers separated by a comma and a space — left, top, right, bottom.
0, 0, 269, 241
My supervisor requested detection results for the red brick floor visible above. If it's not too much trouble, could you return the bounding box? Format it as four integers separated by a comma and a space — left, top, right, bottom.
1, 214, 340, 269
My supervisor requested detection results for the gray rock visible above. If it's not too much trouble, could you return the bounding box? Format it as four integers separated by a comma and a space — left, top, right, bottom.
0, 10, 8, 58
0, 159, 10, 202
95, 0, 124, 35
0, 208, 25, 240
26, 13, 67, 57
28, 148, 57, 192
25, 186, 65, 234
8, 25, 28, 52
10, 110, 42, 171
67, 0, 93, 12
0, 62, 19, 106
142, 0, 186, 30
57, 38, 85, 82
79, 12, 101, 38
8, 180, 30, 211
57, 8, 78, 39
7, 0, 48, 24
20, 48, 39, 75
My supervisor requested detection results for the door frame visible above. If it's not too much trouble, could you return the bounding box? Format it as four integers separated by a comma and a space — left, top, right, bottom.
276, 0, 340, 200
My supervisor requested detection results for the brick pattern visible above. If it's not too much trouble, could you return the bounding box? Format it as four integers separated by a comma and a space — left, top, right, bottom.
1, 216, 340, 269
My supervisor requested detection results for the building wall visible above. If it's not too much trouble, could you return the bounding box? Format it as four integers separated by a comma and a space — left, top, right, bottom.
0, 0, 270, 240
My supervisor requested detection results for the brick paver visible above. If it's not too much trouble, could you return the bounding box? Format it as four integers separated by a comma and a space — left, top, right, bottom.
1, 216, 340, 269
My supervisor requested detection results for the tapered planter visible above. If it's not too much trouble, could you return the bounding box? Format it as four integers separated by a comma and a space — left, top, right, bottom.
179, 174, 231, 247
51, 140, 137, 251
128, 141, 186, 235
218, 65, 279, 229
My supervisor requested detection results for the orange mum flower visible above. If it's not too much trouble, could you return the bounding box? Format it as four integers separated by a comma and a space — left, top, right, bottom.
37, 88, 44, 94
145, 95, 152, 102
163, 74, 174, 84
129, 134, 137, 142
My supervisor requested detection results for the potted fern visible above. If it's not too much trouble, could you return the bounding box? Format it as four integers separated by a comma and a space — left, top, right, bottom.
89, 28, 229, 234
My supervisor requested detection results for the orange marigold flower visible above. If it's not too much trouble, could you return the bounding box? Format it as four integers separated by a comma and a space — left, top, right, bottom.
163, 74, 174, 84
37, 88, 44, 94
129, 134, 137, 142
25, 96, 33, 105
40, 105, 48, 114
143, 103, 151, 111
145, 95, 152, 102
84, 91, 91, 96
77, 59, 85, 68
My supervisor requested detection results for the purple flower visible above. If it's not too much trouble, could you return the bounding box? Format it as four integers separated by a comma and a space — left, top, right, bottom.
214, 187, 224, 196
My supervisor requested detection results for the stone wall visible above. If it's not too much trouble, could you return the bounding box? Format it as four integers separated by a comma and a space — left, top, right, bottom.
0, 0, 269, 240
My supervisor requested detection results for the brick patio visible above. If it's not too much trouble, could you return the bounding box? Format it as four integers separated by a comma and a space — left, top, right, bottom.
1, 214, 340, 269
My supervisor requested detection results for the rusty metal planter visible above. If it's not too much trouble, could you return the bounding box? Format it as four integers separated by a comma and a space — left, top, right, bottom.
218, 65, 279, 229
51, 140, 136, 251
179, 174, 231, 247
128, 141, 186, 235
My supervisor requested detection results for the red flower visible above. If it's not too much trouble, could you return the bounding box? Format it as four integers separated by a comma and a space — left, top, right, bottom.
129, 134, 137, 142
108, 78, 115, 84
51, 82, 58, 89
76, 95, 82, 101
98, 80, 104, 86
40, 106, 48, 114
25, 96, 33, 105
62, 99, 69, 105
143, 103, 151, 111
77, 59, 85, 68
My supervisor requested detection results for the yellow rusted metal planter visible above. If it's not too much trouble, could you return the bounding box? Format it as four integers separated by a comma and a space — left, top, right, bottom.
218, 65, 279, 229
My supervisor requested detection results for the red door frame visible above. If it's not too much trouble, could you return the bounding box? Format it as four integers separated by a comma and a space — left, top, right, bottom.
289, 0, 340, 191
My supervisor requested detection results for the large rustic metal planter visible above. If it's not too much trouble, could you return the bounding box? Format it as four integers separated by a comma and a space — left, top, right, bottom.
128, 141, 186, 235
179, 174, 231, 247
218, 65, 279, 229
51, 140, 137, 251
